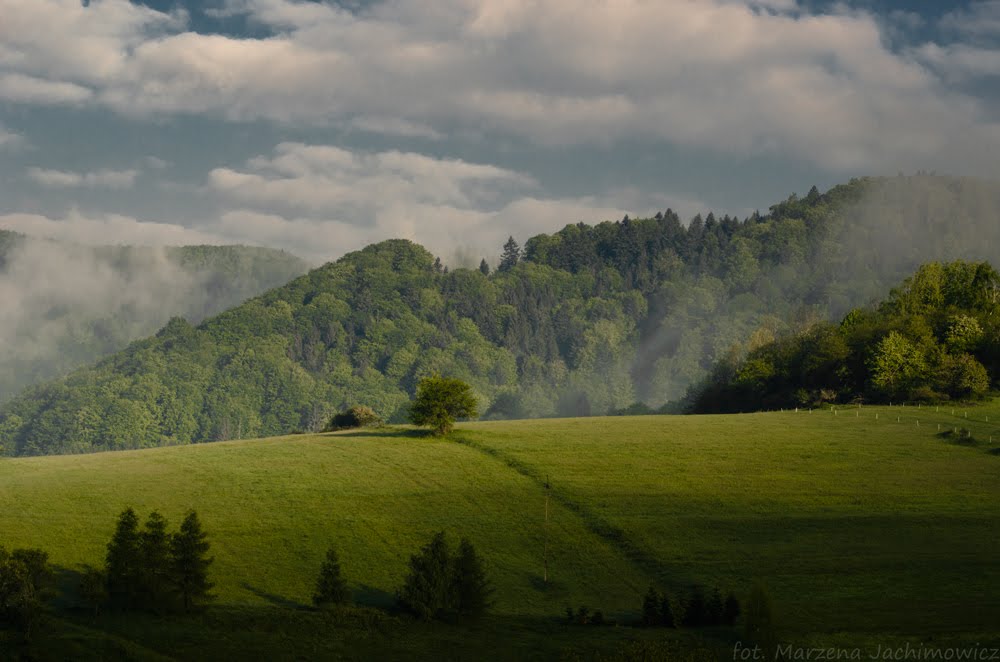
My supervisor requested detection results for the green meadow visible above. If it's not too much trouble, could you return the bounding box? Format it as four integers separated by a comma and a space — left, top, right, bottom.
2, 405, 1000, 659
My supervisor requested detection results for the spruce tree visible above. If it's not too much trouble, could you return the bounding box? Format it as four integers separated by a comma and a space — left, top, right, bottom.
105, 507, 142, 608
313, 547, 349, 607
478, 259, 490, 276
451, 538, 493, 621
398, 531, 453, 621
498, 236, 521, 272
139, 511, 173, 610
641, 586, 660, 626
170, 510, 214, 612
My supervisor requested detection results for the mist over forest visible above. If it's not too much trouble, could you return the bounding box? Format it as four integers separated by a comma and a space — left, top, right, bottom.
3, 174, 1000, 455
0, 231, 307, 403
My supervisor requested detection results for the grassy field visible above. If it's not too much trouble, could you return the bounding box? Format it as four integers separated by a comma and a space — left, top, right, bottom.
2, 404, 999, 658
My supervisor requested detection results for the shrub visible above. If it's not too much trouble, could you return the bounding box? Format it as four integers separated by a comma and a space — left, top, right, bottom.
324, 406, 382, 432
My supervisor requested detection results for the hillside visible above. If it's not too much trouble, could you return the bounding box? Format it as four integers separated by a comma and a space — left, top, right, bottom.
4, 175, 1000, 455
1, 412, 998, 658
0, 231, 308, 404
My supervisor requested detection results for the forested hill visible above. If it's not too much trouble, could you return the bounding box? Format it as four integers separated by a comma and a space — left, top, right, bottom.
691, 260, 1000, 413
0, 233, 308, 404
3, 174, 1000, 455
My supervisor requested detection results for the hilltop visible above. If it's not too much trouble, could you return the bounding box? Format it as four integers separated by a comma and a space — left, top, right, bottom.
4, 175, 1000, 455
0, 231, 308, 404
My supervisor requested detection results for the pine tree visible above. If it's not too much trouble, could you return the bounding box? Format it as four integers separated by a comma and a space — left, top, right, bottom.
313, 547, 349, 607
479, 259, 490, 276
139, 511, 173, 610
641, 586, 661, 626
170, 510, 214, 612
499, 236, 521, 272
398, 531, 453, 621
105, 507, 142, 608
723, 591, 741, 626
451, 538, 493, 621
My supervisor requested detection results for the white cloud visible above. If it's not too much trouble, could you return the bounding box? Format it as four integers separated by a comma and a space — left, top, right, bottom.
202, 142, 702, 263
1, 0, 998, 175
26, 167, 139, 189
941, 1, 1000, 39
0, 210, 224, 247
0, 73, 92, 104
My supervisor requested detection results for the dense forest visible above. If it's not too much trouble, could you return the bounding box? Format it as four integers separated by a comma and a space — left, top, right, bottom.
0, 232, 307, 403
3, 174, 1000, 455
692, 260, 1000, 412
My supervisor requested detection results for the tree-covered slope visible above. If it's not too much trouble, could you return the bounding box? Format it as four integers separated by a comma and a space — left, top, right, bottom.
692, 260, 1000, 413
3, 174, 1000, 455
0, 232, 308, 404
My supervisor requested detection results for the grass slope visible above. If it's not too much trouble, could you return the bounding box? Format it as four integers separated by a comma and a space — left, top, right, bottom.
2, 407, 999, 657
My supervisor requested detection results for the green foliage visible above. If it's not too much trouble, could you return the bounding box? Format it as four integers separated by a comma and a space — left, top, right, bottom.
9, 177, 1000, 455
451, 538, 493, 621
77, 564, 108, 616
409, 375, 479, 435
105, 507, 142, 609
324, 405, 383, 432
0, 546, 49, 632
171, 511, 215, 612
499, 236, 521, 272
313, 547, 349, 607
398, 531, 454, 621
138, 511, 174, 610
641, 586, 660, 626
695, 260, 1000, 412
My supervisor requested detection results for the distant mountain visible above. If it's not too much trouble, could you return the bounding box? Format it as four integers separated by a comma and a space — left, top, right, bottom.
0, 232, 308, 404
3, 174, 1000, 455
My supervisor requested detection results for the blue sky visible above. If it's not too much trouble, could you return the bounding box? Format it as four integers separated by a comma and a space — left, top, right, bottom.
1, 0, 998, 264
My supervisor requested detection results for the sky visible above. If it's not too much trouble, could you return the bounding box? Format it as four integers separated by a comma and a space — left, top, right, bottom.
1, 0, 998, 265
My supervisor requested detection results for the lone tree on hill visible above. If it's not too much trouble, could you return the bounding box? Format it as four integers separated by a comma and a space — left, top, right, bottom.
170, 510, 214, 612
313, 547, 349, 607
409, 375, 478, 435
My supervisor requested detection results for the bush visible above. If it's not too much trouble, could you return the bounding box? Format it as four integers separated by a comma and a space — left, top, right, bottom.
324, 406, 382, 432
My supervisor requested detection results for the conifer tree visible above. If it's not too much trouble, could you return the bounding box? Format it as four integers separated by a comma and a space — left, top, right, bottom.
451, 538, 493, 621
170, 510, 214, 612
313, 547, 349, 607
683, 585, 706, 628
398, 531, 453, 621
105, 507, 142, 608
479, 259, 490, 276
499, 236, 521, 272
139, 511, 173, 610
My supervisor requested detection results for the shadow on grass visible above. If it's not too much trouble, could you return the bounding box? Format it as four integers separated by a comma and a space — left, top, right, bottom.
333, 428, 434, 440
987, 446, 1000, 456
937, 430, 979, 446
240, 583, 309, 610
354, 584, 396, 610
